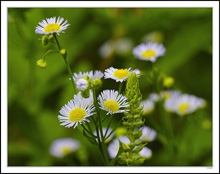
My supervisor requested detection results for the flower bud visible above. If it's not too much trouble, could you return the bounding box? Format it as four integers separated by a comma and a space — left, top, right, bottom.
81, 89, 90, 98
42, 35, 49, 46
37, 59, 47, 69
60, 49, 67, 59
76, 78, 89, 91
91, 78, 102, 89
163, 77, 174, 88
48, 35, 54, 42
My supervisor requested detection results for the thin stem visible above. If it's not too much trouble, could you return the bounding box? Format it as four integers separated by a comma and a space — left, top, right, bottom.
104, 114, 113, 138
64, 59, 77, 94
52, 33, 76, 94
81, 124, 97, 138
43, 49, 59, 61
53, 33, 62, 50
118, 82, 123, 94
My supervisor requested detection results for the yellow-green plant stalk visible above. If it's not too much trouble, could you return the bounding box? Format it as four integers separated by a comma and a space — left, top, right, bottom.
119, 72, 146, 166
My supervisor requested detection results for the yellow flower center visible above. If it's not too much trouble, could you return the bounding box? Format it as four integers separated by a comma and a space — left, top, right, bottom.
104, 100, 119, 112
164, 92, 170, 99
113, 69, 130, 79
44, 23, 61, 33
142, 50, 156, 58
179, 104, 189, 113
69, 108, 86, 122
62, 147, 72, 154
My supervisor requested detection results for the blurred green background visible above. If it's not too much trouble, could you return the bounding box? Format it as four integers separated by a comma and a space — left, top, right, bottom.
8, 8, 212, 166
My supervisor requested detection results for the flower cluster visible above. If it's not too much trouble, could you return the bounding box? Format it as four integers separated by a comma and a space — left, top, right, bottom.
35, 17, 207, 166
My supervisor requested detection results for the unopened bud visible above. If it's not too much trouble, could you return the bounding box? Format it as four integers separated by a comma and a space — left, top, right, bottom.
91, 78, 102, 89
42, 35, 49, 46
81, 89, 90, 98
37, 59, 47, 69
48, 35, 54, 42
163, 77, 174, 88
60, 49, 67, 59
76, 78, 89, 91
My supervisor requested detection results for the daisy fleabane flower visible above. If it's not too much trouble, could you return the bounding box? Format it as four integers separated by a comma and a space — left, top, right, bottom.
98, 90, 129, 115
58, 94, 95, 129
104, 67, 140, 82
35, 16, 70, 35
164, 94, 206, 116
49, 138, 80, 158
138, 126, 157, 142
133, 42, 166, 62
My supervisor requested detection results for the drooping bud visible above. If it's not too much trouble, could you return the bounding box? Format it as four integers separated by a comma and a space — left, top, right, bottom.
48, 35, 55, 42
91, 78, 102, 89
60, 49, 67, 59
37, 59, 47, 69
163, 77, 174, 88
42, 35, 49, 46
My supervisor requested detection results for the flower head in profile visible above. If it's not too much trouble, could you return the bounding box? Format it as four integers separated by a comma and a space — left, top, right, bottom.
58, 94, 95, 129
133, 42, 166, 62
98, 90, 129, 115
108, 136, 130, 159
139, 147, 152, 159
140, 99, 155, 115
35, 16, 70, 35
72, 70, 104, 91
138, 126, 157, 142
164, 94, 206, 116
149, 93, 160, 102
49, 138, 80, 158
104, 67, 140, 82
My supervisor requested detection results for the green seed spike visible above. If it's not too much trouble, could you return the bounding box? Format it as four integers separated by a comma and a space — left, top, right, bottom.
118, 72, 145, 166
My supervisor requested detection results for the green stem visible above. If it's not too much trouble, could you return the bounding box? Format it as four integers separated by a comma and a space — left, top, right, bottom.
81, 124, 97, 138
118, 82, 123, 94
43, 49, 59, 61
104, 114, 113, 138
64, 59, 77, 94
53, 33, 76, 94
92, 88, 109, 165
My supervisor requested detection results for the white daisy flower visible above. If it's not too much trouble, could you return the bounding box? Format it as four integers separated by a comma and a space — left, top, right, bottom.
149, 93, 160, 102
91, 70, 104, 81
140, 99, 155, 115
98, 90, 130, 115
138, 126, 157, 142
104, 67, 140, 82
72, 70, 103, 83
133, 42, 166, 62
164, 94, 206, 116
93, 127, 115, 143
139, 147, 152, 159
161, 90, 181, 100
99, 40, 116, 59
108, 136, 130, 159
49, 138, 80, 158
58, 95, 95, 129
35, 16, 70, 35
